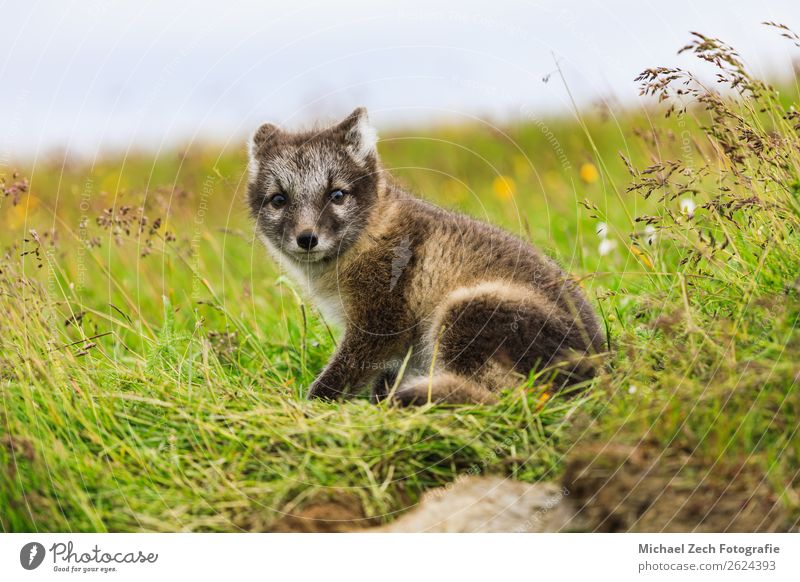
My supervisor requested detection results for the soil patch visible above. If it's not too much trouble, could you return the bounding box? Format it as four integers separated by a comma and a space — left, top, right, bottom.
563, 442, 789, 532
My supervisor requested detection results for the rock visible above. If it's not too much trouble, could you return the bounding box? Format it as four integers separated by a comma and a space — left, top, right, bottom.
373, 475, 574, 533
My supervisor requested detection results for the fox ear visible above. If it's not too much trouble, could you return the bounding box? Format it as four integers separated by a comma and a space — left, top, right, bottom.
248, 123, 280, 180
336, 107, 377, 162
250, 123, 281, 157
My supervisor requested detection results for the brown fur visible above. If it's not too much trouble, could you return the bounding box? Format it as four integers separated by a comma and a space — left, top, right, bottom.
248, 108, 605, 404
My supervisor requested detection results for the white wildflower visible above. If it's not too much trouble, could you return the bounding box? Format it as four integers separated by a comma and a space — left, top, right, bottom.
598, 238, 617, 256
596, 222, 609, 238
645, 225, 657, 246
680, 198, 696, 218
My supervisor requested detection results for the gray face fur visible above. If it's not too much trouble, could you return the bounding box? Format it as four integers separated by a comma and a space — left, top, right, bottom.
247, 107, 380, 264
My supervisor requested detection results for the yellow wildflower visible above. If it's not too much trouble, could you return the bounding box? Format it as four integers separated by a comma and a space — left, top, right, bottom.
491, 175, 515, 200
579, 162, 599, 184
535, 391, 551, 412
630, 245, 654, 269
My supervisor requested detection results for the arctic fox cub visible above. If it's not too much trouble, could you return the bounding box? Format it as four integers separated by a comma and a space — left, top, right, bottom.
248, 108, 604, 404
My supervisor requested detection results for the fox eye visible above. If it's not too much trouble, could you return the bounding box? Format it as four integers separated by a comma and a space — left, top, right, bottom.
269, 193, 287, 208
329, 189, 347, 204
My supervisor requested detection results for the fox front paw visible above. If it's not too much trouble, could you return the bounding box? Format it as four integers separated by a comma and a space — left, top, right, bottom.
306, 378, 344, 400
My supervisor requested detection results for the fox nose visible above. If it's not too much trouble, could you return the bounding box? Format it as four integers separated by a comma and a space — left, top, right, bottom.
296, 230, 319, 250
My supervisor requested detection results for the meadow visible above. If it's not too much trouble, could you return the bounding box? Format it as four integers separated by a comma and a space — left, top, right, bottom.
1, 30, 799, 532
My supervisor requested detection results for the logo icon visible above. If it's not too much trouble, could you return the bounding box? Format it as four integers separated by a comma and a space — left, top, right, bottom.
20, 542, 46, 570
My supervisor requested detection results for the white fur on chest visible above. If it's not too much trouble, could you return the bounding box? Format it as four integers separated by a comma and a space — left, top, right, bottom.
260, 235, 347, 329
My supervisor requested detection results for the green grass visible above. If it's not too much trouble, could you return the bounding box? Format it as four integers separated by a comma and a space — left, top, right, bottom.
1, 30, 799, 531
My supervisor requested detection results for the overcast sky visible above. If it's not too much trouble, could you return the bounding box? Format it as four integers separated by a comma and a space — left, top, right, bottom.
1, 0, 798, 159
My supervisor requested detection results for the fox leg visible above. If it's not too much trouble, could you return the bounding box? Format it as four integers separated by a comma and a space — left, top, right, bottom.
370, 366, 399, 403
393, 282, 601, 405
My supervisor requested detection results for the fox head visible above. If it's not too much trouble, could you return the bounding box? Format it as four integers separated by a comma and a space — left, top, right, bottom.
247, 107, 380, 264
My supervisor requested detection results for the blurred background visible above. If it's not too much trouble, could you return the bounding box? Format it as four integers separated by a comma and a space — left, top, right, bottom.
1, 0, 798, 159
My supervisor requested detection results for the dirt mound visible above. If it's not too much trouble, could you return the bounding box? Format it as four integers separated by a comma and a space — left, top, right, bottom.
563, 443, 789, 532
270, 496, 376, 532
268, 442, 790, 533
269, 477, 573, 533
